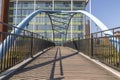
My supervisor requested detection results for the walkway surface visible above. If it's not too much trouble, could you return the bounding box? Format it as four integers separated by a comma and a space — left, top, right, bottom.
8, 46, 120, 80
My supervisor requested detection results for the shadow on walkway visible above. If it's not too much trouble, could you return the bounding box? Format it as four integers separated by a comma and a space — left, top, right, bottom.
50, 48, 64, 80
10, 49, 78, 80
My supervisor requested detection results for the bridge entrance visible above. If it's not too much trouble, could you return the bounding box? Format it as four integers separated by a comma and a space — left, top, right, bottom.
0, 10, 120, 79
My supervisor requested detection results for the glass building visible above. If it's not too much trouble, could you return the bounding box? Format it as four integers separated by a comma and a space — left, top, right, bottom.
8, 0, 88, 45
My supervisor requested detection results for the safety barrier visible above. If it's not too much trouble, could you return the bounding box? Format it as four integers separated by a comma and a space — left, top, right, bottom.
64, 27, 120, 71
0, 22, 55, 73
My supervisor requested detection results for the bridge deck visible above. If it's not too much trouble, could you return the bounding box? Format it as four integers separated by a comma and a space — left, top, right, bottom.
9, 47, 120, 80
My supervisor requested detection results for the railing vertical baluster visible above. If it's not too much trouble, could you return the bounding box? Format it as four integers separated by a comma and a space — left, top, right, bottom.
30, 32, 33, 58
1, 33, 4, 72
114, 29, 118, 67
12, 28, 15, 65
0, 21, 55, 73
3, 33, 6, 71
110, 33, 113, 65
23, 30, 25, 60
91, 34, 94, 57
119, 37, 120, 67
6, 33, 10, 69
64, 26, 120, 71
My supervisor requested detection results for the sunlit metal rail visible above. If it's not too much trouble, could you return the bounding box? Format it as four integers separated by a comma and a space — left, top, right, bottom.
64, 26, 120, 71
0, 22, 55, 73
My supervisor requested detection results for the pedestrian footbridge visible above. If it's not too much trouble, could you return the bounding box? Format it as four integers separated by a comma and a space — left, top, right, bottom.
0, 10, 120, 80
7, 47, 119, 80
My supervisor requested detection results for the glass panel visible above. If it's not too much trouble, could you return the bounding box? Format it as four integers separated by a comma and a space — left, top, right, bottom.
55, 1, 70, 10
45, 2, 52, 7
73, 1, 83, 7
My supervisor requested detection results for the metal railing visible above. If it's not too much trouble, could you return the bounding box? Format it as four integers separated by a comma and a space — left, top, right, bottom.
0, 22, 55, 73
64, 27, 120, 71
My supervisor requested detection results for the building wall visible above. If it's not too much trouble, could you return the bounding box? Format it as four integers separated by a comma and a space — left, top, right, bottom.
8, 0, 87, 44
0, 0, 9, 41
0, 0, 2, 21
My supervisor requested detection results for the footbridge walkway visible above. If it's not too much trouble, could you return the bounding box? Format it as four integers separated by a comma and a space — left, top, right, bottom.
0, 10, 120, 80
7, 47, 120, 80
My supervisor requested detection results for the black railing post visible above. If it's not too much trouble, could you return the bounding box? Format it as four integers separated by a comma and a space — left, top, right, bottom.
30, 32, 33, 58
91, 34, 94, 57
42, 36, 44, 50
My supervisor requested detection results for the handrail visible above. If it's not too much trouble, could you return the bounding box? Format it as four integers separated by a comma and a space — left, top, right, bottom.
64, 26, 120, 71
0, 21, 55, 73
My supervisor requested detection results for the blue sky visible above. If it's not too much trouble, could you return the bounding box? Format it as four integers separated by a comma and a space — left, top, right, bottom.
86, 0, 120, 32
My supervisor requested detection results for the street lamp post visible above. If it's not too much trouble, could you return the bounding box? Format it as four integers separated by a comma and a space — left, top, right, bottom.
15, 0, 18, 26
89, 0, 92, 33
71, 0, 73, 41
52, 0, 54, 11
33, 0, 36, 32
